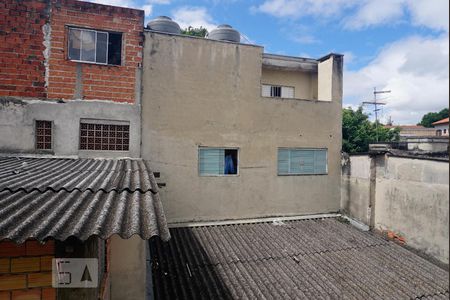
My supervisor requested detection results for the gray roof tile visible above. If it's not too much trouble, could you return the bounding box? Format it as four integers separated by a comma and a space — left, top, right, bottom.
151, 219, 449, 299
0, 156, 170, 243
0, 156, 154, 193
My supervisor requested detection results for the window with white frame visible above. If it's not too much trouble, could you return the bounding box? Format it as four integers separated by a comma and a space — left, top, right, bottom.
278, 148, 327, 175
68, 28, 122, 65
262, 84, 295, 98
199, 148, 238, 176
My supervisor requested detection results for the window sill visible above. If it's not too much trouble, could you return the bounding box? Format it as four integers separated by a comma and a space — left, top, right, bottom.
69, 59, 122, 67
261, 96, 333, 102
78, 150, 130, 152
277, 173, 328, 176
199, 174, 240, 177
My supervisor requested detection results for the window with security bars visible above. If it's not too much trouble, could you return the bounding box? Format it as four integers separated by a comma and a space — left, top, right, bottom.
278, 148, 327, 175
262, 84, 295, 98
79, 123, 130, 151
36, 120, 52, 150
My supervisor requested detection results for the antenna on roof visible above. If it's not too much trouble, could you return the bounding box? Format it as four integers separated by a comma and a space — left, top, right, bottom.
362, 87, 391, 142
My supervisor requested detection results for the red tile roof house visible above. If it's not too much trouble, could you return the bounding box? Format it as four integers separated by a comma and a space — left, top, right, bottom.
433, 117, 450, 136
384, 124, 437, 137
0, 1, 449, 300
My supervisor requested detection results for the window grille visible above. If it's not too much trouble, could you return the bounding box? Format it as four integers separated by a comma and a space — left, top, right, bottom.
36, 120, 52, 150
79, 122, 130, 151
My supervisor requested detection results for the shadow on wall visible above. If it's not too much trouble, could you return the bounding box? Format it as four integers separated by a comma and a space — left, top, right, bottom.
149, 231, 232, 299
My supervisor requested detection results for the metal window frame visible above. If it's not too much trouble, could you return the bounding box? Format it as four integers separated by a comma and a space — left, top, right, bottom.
270, 85, 282, 98
277, 147, 328, 176
261, 84, 296, 99
68, 27, 111, 66
198, 147, 240, 177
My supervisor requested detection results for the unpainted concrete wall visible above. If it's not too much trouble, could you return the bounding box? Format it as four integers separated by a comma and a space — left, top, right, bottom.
341, 155, 371, 225
0, 98, 140, 158
341, 154, 449, 265
109, 236, 147, 300
141, 32, 343, 223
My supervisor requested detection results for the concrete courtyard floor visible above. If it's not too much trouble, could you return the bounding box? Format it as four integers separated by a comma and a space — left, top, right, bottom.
150, 217, 449, 299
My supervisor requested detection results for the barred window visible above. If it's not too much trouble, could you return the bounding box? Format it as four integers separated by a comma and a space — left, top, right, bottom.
36, 120, 52, 150
79, 122, 130, 151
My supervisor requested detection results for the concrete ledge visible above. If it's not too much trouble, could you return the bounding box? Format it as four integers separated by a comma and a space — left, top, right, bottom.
168, 213, 341, 228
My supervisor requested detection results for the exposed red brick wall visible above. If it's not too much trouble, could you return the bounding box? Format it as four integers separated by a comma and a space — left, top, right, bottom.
0, 240, 55, 300
0, 0, 144, 103
0, 0, 49, 98
47, 0, 144, 103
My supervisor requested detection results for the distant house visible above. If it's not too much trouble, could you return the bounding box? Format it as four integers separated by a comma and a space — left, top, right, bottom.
433, 117, 449, 136
384, 125, 436, 138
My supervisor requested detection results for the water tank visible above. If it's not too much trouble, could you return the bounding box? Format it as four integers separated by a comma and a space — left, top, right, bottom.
147, 16, 181, 34
208, 25, 240, 43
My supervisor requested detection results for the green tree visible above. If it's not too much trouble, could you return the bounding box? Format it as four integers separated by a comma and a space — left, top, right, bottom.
181, 26, 208, 37
342, 107, 400, 153
418, 108, 449, 127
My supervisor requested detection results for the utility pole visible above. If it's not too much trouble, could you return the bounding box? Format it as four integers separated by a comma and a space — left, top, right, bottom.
362, 87, 391, 142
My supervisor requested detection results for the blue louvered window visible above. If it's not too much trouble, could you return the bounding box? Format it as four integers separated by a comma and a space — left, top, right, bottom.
199, 148, 238, 176
278, 148, 327, 175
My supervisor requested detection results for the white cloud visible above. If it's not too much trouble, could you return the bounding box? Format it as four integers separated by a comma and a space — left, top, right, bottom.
344, 34, 449, 124
254, 0, 356, 19
255, 0, 448, 32
88, 0, 171, 18
343, 0, 405, 30
142, 4, 153, 17
407, 0, 449, 32
172, 7, 216, 31
88, 0, 136, 8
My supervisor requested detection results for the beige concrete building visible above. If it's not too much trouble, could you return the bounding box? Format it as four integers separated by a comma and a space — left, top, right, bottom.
141, 30, 343, 224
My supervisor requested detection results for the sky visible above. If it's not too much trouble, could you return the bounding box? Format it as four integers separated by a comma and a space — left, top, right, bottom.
91, 0, 448, 125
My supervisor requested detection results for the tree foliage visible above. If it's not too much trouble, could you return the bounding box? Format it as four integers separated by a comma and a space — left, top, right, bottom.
181, 26, 208, 38
418, 108, 449, 127
342, 107, 400, 153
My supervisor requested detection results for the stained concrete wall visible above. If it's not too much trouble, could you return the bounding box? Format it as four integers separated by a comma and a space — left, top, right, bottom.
0, 98, 141, 158
261, 68, 318, 100
341, 155, 372, 225
141, 32, 343, 223
109, 236, 147, 300
341, 154, 449, 265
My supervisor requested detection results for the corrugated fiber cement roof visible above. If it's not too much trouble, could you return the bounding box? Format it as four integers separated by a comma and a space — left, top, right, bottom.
150, 218, 449, 299
0, 156, 170, 243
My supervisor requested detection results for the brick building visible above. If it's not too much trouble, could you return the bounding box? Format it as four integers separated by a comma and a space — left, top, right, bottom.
0, 241, 54, 300
0, 1, 168, 300
0, 0, 143, 157
1, 0, 143, 102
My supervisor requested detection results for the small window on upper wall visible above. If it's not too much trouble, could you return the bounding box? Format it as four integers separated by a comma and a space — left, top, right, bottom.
199, 148, 238, 176
262, 85, 295, 99
271, 86, 282, 97
278, 148, 327, 175
68, 28, 122, 65
36, 120, 52, 150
